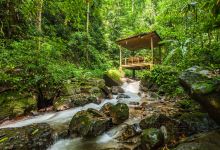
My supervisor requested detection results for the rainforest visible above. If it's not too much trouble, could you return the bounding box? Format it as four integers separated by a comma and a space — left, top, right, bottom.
0, 0, 220, 150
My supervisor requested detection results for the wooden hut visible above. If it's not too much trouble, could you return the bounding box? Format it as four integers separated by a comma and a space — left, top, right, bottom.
116, 31, 162, 78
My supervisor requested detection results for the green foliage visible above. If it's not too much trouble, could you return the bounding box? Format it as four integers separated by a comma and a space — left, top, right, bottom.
142, 65, 184, 96
0, 0, 220, 105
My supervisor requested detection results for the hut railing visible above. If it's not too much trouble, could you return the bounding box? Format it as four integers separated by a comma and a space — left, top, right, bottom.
122, 56, 146, 65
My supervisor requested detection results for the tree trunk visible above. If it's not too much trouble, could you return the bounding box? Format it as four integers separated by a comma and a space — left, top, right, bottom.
86, 1, 90, 62
131, 0, 134, 13
36, 0, 43, 51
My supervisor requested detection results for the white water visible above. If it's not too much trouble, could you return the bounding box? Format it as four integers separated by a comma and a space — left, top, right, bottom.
0, 79, 141, 150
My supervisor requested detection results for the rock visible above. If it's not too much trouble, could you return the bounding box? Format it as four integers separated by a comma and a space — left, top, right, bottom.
52, 124, 69, 140
101, 86, 113, 99
177, 112, 218, 136
100, 103, 114, 117
0, 123, 53, 150
0, 91, 37, 122
141, 128, 164, 150
55, 94, 101, 110
116, 94, 131, 99
55, 78, 106, 110
110, 103, 129, 125
129, 102, 139, 105
72, 94, 100, 106
103, 74, 122, 87
53, 96, 73, 111
117, 124, 142, 141
140, 114, 172, 129
179, 66, 220, 124
139, 114, 182, 145
140, 78, 159, 92
173, 130, 220, 150
112, 86, 125, 95
69, 109, 110, 137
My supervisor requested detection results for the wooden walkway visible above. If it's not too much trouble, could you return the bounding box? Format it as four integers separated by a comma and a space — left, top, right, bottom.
121, 56, 153, 70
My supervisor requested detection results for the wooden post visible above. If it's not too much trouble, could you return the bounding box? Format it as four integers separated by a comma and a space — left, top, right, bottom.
119, 47, 122, 71
151, 36, 154, 64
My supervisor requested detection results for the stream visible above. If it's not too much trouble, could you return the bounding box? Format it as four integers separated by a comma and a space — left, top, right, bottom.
0, 79, 142, 150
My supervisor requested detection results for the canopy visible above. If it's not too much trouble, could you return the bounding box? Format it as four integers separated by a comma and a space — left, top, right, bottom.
116, 31, 161, 51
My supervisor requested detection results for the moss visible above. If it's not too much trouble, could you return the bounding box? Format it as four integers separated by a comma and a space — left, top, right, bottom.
0, 91, 37, 120
105, 69, 122, 82
141, 128, 164, 149
110, 103, 129, 124
69, 110, 108, 137
192, 81, 215, 95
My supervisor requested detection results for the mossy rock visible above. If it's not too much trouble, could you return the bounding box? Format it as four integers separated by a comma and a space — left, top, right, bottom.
173, 130, 220, 150
141, 128, 164, 150
0, 91, 37, 122
178, 112, 218, 136
110, 103, 129, 125
53, 96, 73, 111
71, 94, 99, 106
69, 109, 109, 137
100, 103, 114, 117
0, 123, 53, 150
179, 66, 220, 125
62, 78, 105, 96
139, 114, 172, 130
192, 81, 216, 95
103, 69, 123, 87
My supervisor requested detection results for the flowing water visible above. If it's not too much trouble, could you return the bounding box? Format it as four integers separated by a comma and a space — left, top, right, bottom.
0, 79, 142, 150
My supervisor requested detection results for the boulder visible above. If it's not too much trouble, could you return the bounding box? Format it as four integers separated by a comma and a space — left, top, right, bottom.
179, 66, 220, 124
103, 74, 122, 87
110, 103, 129, 124
69, 109, 110, 137
100, 103, 114, 117
177, 112, 218, 136
141, 128, 164, 150
139, 114, 172, 130
0, 123, 53, 150
173, 130, 220, 150
54, 78, 106, 110
112, 86, 125, 95
116, 124, 142, 141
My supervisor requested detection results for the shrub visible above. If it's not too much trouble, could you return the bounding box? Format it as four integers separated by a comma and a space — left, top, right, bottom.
141, 65, 184, 96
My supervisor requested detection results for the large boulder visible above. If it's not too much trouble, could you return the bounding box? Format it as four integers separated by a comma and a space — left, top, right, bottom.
69, 108, 110, 137
173, 130, 220, 150
103, 69, 122, 87
0, 123, 53, 150
141, 128, 164, 150
179, 66, 220, 124
177, 112, 218, 136
109, 103, 129, 125
54, 78, 106, 111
